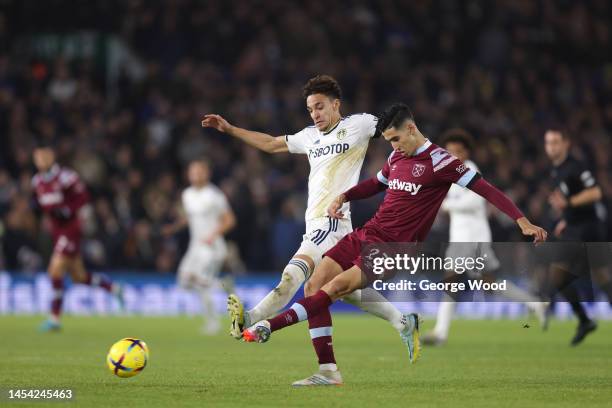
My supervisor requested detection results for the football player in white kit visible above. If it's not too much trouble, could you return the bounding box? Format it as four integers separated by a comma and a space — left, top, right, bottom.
423, 129, 548, 345
163, 159, 236, 334
202, 75, 412, 355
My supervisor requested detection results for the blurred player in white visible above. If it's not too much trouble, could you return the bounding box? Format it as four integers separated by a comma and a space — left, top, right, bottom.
202, 75, 412, 369
423, 129, 547, 345
163, 159, 235, 334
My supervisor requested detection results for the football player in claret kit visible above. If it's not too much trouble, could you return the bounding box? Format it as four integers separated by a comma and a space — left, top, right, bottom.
32, 144, 122, 331
202, 75, 414, 380
162, 159, 236, 334
243, 104, 547, 386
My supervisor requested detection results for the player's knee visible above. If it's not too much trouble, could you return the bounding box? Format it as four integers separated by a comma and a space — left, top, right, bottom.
279, 258, 310, 295
324, 276, 353, 300
276, 267, 302, 297
304, 279, 317, 297
178, 275, 192, 290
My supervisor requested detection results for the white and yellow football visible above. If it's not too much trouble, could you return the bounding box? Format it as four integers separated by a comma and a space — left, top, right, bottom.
106, 338, 149, 378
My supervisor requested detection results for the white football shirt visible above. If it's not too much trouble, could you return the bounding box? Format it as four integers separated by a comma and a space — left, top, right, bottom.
285, 113, 377, 224
441, 160, 492, 242
182, 184, 229, 246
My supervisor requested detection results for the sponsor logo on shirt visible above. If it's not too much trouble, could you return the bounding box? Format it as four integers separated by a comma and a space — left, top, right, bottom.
308, 143, 350, 159
388, 179, 422, 195
39, 192, 64, 205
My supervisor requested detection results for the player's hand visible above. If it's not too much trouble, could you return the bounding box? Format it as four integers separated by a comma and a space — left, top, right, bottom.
516, 217, 548, 244
202, 233, 218, 246
548, 189, 568, 212
201, 114, 232, 133
553, 219, 567, 238
327, 194, 346, 219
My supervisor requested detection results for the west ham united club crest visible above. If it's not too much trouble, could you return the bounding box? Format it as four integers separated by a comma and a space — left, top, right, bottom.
412, 163, 426, 177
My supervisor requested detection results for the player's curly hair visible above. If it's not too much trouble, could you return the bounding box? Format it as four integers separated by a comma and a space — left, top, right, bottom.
439, 128, 475, 151
302, 75, 342, 100
375, 103, 414, 137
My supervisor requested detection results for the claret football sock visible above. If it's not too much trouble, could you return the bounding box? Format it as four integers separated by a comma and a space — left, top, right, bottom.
268, 290, 333, 332
50, 277, 64, 319
308, 307, 336, 367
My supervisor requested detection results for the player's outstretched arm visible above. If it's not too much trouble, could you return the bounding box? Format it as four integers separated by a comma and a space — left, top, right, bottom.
328, 176, 387, 218
201, 114, 288, 154
468, 177, 547, 243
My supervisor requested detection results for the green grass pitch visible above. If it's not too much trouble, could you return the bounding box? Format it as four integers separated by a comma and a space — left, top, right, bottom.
1, 315, 611, 407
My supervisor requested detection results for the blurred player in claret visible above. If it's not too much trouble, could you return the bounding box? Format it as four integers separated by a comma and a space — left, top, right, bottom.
241, 104, 547, 385
31, 144, 123, 332
544, 128, 612, 345
162, 159, 236, 334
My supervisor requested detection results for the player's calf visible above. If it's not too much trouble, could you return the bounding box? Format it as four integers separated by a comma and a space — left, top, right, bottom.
243, 257, 311, 327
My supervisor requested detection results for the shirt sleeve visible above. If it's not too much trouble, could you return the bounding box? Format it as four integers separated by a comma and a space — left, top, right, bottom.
575, 162, 598, 189
62, 170, 89, 212
358, 113, 378, 139
433, 154, 478, 187
285, 127, 311, 154
216, 190, 230, 212
376, 151, 394, 185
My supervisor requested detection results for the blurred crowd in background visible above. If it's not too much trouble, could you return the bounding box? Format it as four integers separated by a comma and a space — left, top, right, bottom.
0, 0, 611, 273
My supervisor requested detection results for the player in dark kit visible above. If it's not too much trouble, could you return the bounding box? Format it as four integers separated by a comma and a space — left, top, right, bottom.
241, 104, 547, 386
32, 145, 122, 331
544, 128, 611, 345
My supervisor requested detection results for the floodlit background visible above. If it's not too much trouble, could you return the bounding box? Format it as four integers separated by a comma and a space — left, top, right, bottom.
0, 0, 611, 315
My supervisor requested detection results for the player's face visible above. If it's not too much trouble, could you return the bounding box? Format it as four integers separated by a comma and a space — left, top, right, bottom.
33, 148, 56, 172
445, 142, 469, 162
544, 131, 569, 162
383, 121, 419, 157
306, 94, 341, 132
188, 162, 210, 187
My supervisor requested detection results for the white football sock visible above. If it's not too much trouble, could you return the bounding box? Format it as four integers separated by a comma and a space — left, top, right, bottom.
342, 288, 405, 331
198, 285, 218, 325
501, 280, 540, 304
319, 363, 338, 372
432, 301, 455, 340
246, 260, 308, 326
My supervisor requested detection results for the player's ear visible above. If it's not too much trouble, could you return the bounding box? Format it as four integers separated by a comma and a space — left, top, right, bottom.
404, 120, 417, 135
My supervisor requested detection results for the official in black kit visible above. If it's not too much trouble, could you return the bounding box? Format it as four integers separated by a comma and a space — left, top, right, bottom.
545, 128, 611, 346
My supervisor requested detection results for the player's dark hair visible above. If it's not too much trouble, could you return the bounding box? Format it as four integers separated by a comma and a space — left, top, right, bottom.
190, 158, 210, 168
33, 139, 55, 150
302, 75, 342, 100
546, 126, 570, 141
439, 128, 475, 152
375, 103, 414, 137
